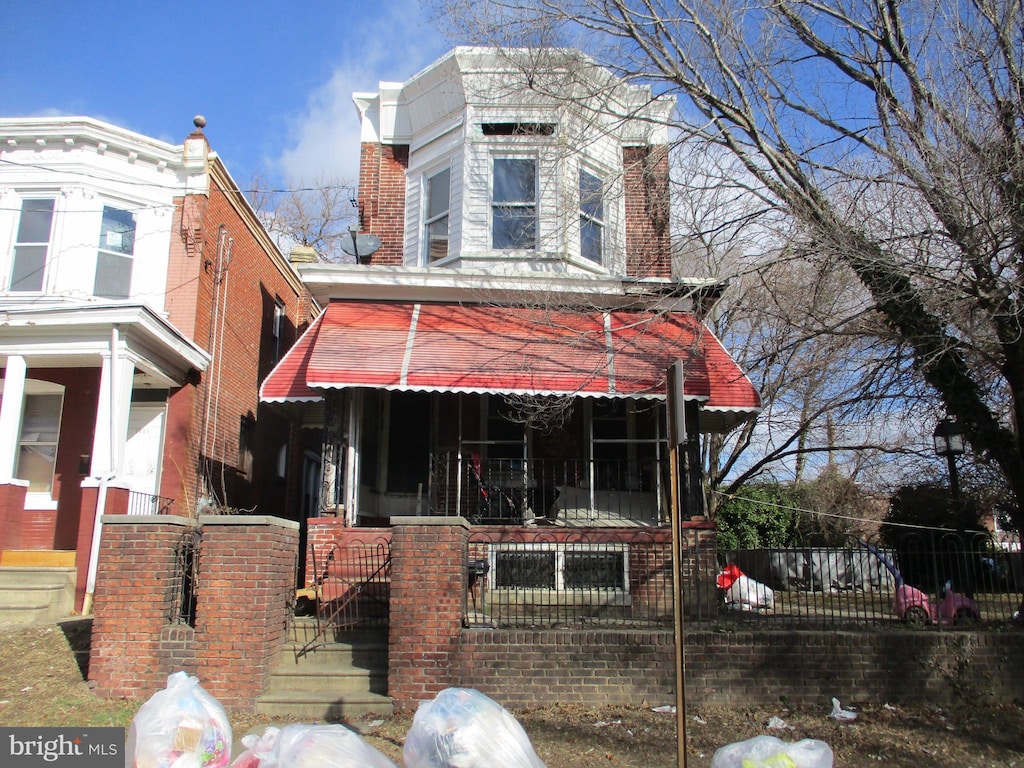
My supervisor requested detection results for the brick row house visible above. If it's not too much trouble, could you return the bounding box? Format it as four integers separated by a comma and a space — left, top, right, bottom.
0, 117, 317, 615
261, 48, 761, 600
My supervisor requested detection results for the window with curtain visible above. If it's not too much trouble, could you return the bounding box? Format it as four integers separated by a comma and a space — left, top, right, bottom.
579, 168, 605, 264
16, 393, 64, 492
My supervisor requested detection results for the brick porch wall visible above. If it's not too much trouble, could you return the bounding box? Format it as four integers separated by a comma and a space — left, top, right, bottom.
387, 517, 470, 708
89, 515, 196, 698
192, 515, 299, 710
89, 514, 298, 708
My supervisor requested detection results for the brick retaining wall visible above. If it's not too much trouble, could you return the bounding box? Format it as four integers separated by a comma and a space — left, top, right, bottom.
451, 627, 1024, 711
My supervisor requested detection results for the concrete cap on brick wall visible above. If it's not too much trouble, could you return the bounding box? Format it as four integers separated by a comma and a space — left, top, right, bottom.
197, 514, 300, 530
391, 515, 471, 529
101, 514, 196, 527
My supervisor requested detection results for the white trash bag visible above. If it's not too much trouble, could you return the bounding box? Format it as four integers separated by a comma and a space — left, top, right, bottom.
127, 671, 232, 768
725, 575, 775, 611
711, 734, 833, 768
403, 688, 547, 768
228, 723, 398, 768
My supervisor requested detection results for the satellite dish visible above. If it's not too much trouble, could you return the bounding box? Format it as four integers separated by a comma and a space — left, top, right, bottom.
340, 230, 382, 261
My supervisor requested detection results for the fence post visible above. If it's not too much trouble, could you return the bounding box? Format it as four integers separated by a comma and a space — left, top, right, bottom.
193, 515, 300, 710
388, 516, 470, 710
89, 514, 197, 698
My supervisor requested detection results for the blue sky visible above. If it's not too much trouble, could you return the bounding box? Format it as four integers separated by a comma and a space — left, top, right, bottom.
0, 1, 453, 191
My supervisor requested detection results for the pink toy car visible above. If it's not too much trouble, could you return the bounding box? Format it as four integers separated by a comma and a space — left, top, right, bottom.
893, 580, 980, 625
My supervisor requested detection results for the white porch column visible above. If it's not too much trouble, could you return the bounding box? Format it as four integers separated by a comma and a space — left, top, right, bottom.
90, 329, 135, 478
0, 355, 27, 482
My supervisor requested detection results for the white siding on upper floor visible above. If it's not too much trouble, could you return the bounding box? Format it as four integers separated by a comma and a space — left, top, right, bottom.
0, 128, 184, 309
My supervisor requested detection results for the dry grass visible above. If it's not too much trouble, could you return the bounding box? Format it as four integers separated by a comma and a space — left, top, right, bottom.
1, 621, 1022, 767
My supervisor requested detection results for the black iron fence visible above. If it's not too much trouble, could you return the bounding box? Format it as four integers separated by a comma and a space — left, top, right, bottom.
464, 529, 1023, 630
169, 527, 200, 626
465, 529, 685, 628
433, 453, 669, 526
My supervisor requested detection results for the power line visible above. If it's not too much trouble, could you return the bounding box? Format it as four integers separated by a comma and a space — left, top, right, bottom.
0, 157, 356, 197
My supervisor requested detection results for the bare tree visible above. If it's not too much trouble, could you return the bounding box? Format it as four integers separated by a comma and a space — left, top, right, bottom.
248, 172, 358, 263
431, 0, 1024, 535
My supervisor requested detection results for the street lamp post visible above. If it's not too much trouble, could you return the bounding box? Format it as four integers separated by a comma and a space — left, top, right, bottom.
933, 417, 966, 535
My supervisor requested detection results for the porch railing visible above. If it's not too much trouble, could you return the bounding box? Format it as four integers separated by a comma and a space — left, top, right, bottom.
463, 530, 1022, 630
465, 529, 684, 629
127, 491, 175, 516
432, 453, 670, 526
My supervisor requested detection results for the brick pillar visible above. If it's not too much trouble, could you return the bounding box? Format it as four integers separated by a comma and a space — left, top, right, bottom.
193, 515, 299, 711
388, 516, 469, 710
89, 515, 197, 699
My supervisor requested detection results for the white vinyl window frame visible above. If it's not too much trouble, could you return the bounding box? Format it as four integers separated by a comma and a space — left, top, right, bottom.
423, 165, 452, 264
94, 205, 137, 299
488, 542, 630, 593
491, 155, 538, 250
9, 197, 56, 292
13, 380, 65, 506
579, 166, 605, 264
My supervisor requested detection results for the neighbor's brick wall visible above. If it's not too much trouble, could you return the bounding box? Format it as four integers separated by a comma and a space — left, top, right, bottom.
89, 515, 196, 699
161, 160, 313, 519
192, 515, 299, 710
388, 517, 470, 709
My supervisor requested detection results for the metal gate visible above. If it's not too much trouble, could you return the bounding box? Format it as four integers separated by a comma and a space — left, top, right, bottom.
299, 538, 391, 654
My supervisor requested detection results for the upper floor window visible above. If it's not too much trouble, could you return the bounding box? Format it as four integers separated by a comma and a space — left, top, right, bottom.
94, 206, 136, 299
10, 198, 55, 292
272, 298, 286, 364
425, 167, 451, 263
579, 168, 605, 264
492, 157, 536, 250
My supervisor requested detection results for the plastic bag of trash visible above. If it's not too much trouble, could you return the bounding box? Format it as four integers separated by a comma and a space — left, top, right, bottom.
725, 575, 775, 611
403, 687, 547, 768
711, 734, 833, 768
229, 723, 398, 768
127, 671, 232, 768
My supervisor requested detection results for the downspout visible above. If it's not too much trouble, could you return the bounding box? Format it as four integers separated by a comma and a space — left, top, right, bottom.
83, 325, 121, 615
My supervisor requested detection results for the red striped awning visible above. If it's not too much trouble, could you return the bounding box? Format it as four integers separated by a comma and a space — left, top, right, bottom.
260, 301, 760, 423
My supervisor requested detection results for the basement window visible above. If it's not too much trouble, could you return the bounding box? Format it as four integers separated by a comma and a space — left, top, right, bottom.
490, 543, 628, 592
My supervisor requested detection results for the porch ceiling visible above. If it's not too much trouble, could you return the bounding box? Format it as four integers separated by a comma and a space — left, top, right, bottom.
261, 301, 760, 430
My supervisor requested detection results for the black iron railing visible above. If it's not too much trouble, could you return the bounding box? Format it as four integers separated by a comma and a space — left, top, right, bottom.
464, 530, 1022, 631
433, 453, 670, 526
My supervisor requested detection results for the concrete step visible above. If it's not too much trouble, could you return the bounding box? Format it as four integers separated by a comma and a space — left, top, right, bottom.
254, 690, 393, 721
0, 567, 76, 625
262, 664, 388, 695
256, 618, 391, 721
278, 642, 388, 669
0, 566, 76, 588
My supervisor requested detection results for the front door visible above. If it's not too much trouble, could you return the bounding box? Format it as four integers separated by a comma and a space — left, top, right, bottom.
121, 403, 165, 501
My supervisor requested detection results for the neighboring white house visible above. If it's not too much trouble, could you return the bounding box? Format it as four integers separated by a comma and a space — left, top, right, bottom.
0, 116, 313, 613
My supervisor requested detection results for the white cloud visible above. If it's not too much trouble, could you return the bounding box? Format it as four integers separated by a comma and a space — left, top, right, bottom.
275, 1, 452, 187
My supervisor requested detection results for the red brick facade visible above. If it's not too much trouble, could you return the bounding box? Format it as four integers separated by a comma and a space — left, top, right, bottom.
162, 159, 314, 518
357, 143, 409, 266
623, 145, 672, 278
